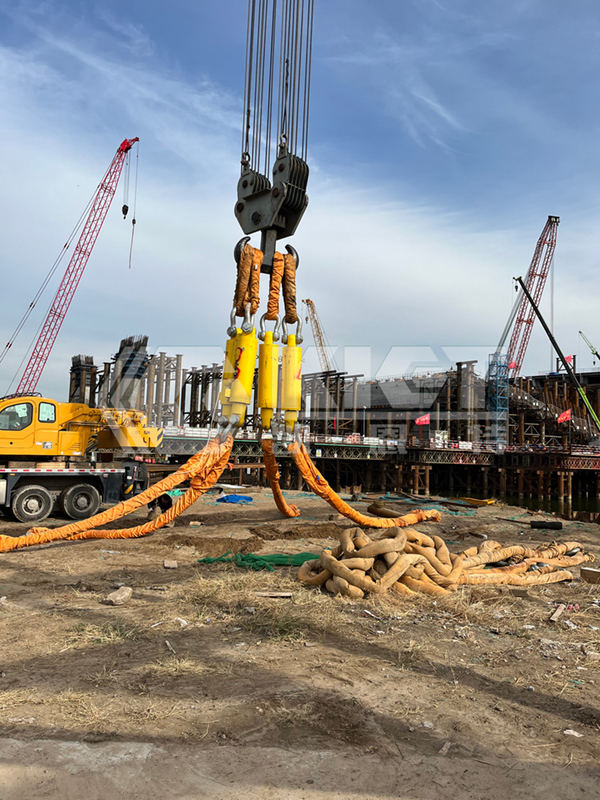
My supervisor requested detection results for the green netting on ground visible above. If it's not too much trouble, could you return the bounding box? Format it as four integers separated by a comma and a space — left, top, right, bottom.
197, 551, 320, 571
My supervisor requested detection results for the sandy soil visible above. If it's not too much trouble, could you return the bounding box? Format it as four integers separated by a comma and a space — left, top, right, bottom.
0, 487, 599, 799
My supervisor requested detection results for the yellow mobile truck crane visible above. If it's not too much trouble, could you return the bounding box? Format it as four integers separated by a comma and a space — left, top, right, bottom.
0, 395, 162, 523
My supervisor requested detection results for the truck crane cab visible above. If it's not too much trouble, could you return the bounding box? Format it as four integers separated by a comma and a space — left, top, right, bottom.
0, 395, 161, 524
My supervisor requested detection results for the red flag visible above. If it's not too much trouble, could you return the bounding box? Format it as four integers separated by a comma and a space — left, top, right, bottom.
415, 413, 430, 426
565, 355, 573, 364
508, 361, 516, 369
557, 409, 571, 423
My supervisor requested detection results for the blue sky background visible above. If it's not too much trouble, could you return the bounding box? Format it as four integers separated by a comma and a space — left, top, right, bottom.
1, 0, 600, 399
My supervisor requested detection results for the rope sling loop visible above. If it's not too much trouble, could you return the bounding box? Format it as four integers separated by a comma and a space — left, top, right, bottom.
0, 435, 234, 552
265, 250, 297, 323
266, 251, 285, 321
288, 439, 441, 528
282, 251, 298, 323
298, 525, 593, 598
234, 244, 262, 316
261, 437, 301, 517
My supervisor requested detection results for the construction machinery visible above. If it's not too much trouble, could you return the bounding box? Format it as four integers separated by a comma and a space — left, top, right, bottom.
233, 0, 314, 273
516, 277, 600, 438
580, 331, 600, 365
302, 298, 336, 372
0, 137, 139, 396
0, 394, 161, 523
218, 0, 314, 440
494, 215, 560, 375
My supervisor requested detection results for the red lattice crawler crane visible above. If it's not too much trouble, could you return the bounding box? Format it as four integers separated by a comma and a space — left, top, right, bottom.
11, 137, 139, 396
503, 215, 560, 375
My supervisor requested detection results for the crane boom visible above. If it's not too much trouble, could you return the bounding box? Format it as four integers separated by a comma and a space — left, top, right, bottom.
504, 215, 559, 375
303, 299, 334, 372
579, 330, 600, 361
16, 137, 139, 396
517, 278, 600, 435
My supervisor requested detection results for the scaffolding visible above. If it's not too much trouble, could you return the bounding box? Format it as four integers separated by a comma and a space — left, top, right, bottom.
488, 353, 510, 449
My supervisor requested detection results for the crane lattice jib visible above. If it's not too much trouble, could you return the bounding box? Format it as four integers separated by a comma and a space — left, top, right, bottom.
16, 138, 139, 396
579, 331, 600, 361
507, 215, 559, 376
303, 298, 331, 372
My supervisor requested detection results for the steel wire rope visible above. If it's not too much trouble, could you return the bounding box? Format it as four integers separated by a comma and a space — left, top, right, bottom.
255, 0, 268, 174
276, 0, 287, 144
16, 149, 133, 395
251, 0, 259, 167
251, 0, 260, 167
302, 0, 314, 161
292, 0, 304, 154
122, 149, 131, 209
0, 161, 113, 371
279, 0, 293, 144
283, 0, 293, 149
128, 141, 140, 270
264, 0, 278, 175
284, 0, 294, 144
288, 0, 299, 152
5, 286, 58, 395
288, 0, 297, 152
296, 0, 305, 153
242, 0, 256, 162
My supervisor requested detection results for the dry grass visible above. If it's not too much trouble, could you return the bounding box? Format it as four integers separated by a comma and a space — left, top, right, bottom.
0, 687, 105, 726
66, 619, 141, 648
238, 607, 308, 641
88, 664, 121, 686
273, 697, 318, 726
174, 567, 356, 641
144, 656, 233, 679
396, 639, 428, 669
128, 701, 180, 723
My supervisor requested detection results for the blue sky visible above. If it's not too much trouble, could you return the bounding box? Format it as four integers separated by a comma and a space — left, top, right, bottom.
1, 0, 600, 399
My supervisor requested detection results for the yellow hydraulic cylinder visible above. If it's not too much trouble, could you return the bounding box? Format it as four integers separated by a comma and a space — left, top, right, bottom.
229, 328, 259, 426
257, 330, 279, 430
219, 329, 240, 419
281, 334, 302, 433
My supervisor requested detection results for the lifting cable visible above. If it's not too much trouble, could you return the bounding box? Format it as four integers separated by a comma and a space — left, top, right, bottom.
0, 176, 103, 370
128, 142, 140, 269
242, 0, 314, 170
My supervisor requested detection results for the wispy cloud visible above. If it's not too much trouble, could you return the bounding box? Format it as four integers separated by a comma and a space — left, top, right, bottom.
322, 2, 551, 150
94, 7, 155, 58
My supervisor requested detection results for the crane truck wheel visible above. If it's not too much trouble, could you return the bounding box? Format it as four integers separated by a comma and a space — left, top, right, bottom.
58, 484, 101, 520
10, 485, 53, 524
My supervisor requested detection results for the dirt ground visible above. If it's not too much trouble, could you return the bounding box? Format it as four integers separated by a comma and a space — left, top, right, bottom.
1, 486, 599, 799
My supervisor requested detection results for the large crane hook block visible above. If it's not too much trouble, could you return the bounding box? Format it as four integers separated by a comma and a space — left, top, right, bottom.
234, 146, 309, 273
